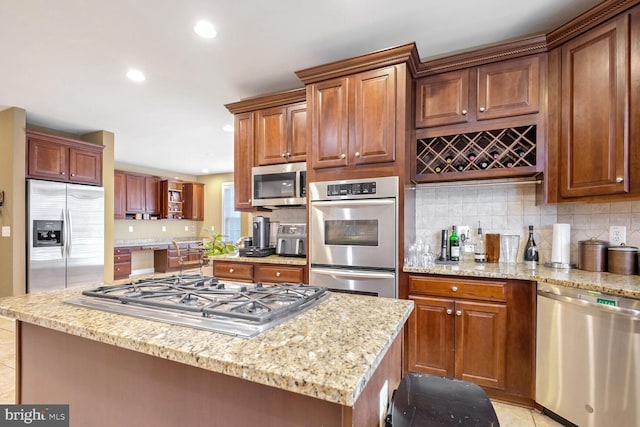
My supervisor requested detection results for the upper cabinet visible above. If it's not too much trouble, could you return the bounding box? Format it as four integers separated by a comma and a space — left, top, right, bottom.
255, 102, 307, 165
296, 43, 419, 180
114, 170, 126, 219
416, 55, 540, 128
124, 173, 160, 215
546, 3, 640, 202
225, 88, 306, 211
308, 67, 397, 169
26, 130, 104, 186
182, 182, 205, 221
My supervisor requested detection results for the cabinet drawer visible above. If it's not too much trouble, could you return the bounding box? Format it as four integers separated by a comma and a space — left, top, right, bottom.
113, 253, 131, 263
114, 262, 131, 279
114, 248, 131, 256
213, 262, 254, 281
255, 265, 304, 283
409, 275, 506, 302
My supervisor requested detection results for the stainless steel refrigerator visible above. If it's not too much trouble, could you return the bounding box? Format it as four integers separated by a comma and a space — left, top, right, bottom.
27, 179, 104, 293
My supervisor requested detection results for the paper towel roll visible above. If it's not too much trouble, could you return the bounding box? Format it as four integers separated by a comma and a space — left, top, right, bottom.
551, 223, 571, 264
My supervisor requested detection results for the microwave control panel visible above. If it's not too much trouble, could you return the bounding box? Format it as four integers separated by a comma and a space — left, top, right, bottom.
327, 182, 377, 197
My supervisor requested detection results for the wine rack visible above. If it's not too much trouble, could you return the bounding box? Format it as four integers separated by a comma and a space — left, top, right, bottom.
414, 125, 537, 181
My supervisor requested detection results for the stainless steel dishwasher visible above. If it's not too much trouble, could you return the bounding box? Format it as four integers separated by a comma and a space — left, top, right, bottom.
536, 282, 640, 427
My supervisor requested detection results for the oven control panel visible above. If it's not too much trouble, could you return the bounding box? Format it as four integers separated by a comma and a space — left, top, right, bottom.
327, 181, 377, 196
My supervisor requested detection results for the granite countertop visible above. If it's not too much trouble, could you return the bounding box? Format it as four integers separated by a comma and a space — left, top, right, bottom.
0, 288, 412, 407
114, 238, 202, 248
404, 261, 640, 299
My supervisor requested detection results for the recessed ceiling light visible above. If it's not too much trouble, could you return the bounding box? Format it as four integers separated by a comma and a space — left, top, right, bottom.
222, 124, 234, 132
126, 69, 146, 82
202, 168, 210, 174
194, 20, 217, 39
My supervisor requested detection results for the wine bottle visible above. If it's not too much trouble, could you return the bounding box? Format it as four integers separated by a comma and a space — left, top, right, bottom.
467, 152, 477, 161
455, 162, 467, 172
478, 159, 489, 169
434, 164, 444, 173
474, 222, 486, 263
449, 225, 460, 261
490, 151, 500, 160
523, 225, 539, 265
444, 154, 454, 164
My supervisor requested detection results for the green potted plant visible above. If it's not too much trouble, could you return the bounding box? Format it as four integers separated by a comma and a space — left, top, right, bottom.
202, 229, 237, 257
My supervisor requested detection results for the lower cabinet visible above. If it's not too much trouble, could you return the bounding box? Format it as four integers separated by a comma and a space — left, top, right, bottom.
213, 260, 306, 284
114, 248, 132, 280
154, 243, 204, 273
406, 274, 535, 406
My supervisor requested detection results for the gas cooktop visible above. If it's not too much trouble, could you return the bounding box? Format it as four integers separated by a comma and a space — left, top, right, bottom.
65, 274, 329, 338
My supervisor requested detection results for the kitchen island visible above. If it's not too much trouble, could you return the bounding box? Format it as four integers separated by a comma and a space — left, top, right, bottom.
0, 287, 412, 426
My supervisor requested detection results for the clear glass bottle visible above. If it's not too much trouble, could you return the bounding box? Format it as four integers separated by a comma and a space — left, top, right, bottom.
474, 222, 486, 263
449, 225, 460, 261
523, 225, 539, 265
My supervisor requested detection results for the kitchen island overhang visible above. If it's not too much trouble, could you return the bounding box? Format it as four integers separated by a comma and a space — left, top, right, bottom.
0, 287, 413, 426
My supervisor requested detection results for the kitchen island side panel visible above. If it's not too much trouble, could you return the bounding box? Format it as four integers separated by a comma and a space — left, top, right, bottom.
18, 321, 401, 427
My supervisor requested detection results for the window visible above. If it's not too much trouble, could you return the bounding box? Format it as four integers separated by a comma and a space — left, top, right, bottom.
221, 182, 241, 243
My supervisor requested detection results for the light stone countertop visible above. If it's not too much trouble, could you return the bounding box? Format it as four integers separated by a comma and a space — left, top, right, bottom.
213, 254, 307, 266
0, 287, 412, 407
404, 261, 640, 299
114, 238, 202, 248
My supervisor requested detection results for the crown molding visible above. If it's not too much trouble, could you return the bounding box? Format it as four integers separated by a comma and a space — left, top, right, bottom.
224, 88, 306, 114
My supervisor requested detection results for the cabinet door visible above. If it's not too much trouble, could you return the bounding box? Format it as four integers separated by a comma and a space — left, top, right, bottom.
454, 300, 507, 390
183, 182, 204, 221
352, 66, 397, 165
310, 77, 350, 169
69, 147, 102, 185
213, 261, 254, 282
27, 137, 67, 181
145, 177, 160, 215
255, 264, 304, 283
114, 171, 126, 219
560, 16, 628, 198
287, 102, 307, 163
234, 112, 254, 210
407, 295, 455, 377
477, 56, 540, 120
415, 69, 470, 128
255, 106, 287, 165
125, 174, 145, 213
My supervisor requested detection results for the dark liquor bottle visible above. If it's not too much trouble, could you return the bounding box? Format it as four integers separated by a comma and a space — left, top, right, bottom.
449, 225, 460, 261
523, 225, 539, 266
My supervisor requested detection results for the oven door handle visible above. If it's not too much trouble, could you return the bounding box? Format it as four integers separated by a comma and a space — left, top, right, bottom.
311, 268, 395, 280
310, 199, 395, 208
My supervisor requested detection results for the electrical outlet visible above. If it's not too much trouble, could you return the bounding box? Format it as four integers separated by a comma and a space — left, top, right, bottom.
1, 226, 10, 237
128, 226, 133, 233
609, 226, 626, 246
162, 226, 167, 232
184, 225, 189, 232
378, 380, 388, 427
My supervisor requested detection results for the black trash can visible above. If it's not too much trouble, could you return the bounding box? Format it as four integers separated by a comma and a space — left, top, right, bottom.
386, 373, 500, 426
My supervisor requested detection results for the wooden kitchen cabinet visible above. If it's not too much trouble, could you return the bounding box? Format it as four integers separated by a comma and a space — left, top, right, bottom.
254, 264, 305, 283
213, 259, 307, 284
182, 182, 205, 221
26, 130, 103, 186
213, 260, 255, 282
308, 66, 397, 169
234, 112, 255, 210
160, 180, 184, 219
154, 243, 203, 273
558, 14, 628, 199
406, 274, 535, 406
113, 247, 132, 279
255, 102, 307, 165
114, 170, 126, 219
125, 173, 145, 213
416, 55, 540, 128
145, 176, 160, 215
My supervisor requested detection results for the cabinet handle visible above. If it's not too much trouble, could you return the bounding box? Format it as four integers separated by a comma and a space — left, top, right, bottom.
479, 107, 486, 112
276, 271, 281, 277
71, 173, 75, 177
446, 309, 453, 315
229, 268, 234, 273
616, 177, 624, 183
451, 286, 458, 292
286, 152, 291, 157
354, 152, 360, 158
116, 267, 120, 271
461, 109, 467, 115
60, 171, 65, 175
340, 154, 346, 159
281, 153, 287, 158
456, 310, 462, 316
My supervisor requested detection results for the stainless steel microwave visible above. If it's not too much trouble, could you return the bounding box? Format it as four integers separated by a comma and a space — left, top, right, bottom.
251, 162, 306, 207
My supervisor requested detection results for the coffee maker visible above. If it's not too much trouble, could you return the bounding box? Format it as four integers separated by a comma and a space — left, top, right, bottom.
240, 216, 276, 257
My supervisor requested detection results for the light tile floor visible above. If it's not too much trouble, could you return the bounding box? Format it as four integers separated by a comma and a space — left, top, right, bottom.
0, 315, 561, 426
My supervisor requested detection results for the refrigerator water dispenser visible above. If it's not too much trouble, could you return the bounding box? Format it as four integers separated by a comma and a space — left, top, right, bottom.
33, 220, 63, 247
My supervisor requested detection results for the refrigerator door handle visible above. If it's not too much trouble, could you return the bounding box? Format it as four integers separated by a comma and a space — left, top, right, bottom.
66, 208, 73, 256
61, 208, 66, 258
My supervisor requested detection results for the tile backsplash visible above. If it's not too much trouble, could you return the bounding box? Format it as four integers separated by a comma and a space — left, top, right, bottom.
414, 181, 640, 265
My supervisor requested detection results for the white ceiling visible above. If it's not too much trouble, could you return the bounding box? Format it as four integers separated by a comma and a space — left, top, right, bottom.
0, 0, 602, 176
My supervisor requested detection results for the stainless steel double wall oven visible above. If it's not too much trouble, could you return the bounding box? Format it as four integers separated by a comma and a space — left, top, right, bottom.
309, 176, 398, 298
